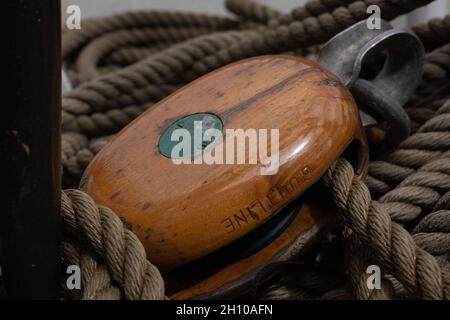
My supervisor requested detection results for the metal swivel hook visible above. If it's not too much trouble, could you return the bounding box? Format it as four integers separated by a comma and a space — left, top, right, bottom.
318, 19, 425, 153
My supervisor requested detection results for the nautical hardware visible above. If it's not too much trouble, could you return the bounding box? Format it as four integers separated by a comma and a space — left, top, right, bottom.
318, 20, 424, 152
82, 55, 368, 268
81, 20, 424, 299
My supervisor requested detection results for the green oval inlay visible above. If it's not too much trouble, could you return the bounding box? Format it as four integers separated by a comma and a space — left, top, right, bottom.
158, 113, 223, 159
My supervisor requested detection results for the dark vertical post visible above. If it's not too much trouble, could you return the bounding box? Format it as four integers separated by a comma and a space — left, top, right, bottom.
0, 0, 61, 299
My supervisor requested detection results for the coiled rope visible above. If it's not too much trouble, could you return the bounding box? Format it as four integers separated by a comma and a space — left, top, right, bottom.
58, 0, 450, 299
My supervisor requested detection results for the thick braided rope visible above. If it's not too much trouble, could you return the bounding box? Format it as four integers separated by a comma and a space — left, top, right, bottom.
61, 159, 449, 300
63, 11, 237, 60
75, 26, 219, 82
287, 0, 356, 22
62, 133, 115, 187
261, 231, 394, 300
61, 190, 165, 300
64, 0, 436, 122
63, 12, 237, 87
377, 152, 450, 223
62, 0, 434, 138
344, 235, 395, 300
406, 87, 450, 129
424, 42, 450, 81
267, 0, 434, 28
412, 14, 450, 51
64, 0, 441, 89
63, 241, 122, 300
64, 0, 286, 85
60, 1, 441, 186
412, 210, 450, 295
433, 190, 450, 212
226, 0, 283, 24
367, 99, 450, 198
104, 44, 172, 66
274, 0, 381, 27
323, 158, 450, 299
413, 210, 450, 256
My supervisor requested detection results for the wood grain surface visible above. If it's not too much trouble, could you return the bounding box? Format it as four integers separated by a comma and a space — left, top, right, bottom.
82, 55, 364, 268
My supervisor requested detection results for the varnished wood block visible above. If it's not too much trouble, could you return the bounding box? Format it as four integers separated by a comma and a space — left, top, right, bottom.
82, 55, 366, 268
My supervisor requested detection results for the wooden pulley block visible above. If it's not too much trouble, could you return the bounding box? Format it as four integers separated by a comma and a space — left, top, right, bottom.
81, 55, 368, 295
81, 20, 424, 299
